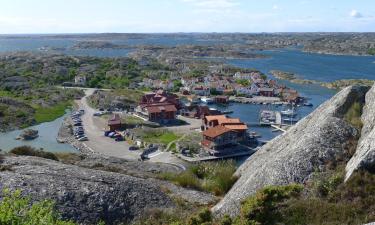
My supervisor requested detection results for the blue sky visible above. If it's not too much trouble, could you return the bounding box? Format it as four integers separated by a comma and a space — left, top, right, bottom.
0, 0, 374, 33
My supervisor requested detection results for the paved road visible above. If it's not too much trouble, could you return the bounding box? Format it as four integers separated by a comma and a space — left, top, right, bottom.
76, 89, 141, 160
75, 88, 188, 168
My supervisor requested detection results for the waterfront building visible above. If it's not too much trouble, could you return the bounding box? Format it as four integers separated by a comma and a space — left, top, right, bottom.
201, 126, 237, 155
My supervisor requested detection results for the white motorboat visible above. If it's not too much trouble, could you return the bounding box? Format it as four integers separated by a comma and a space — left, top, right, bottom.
201, 97, 214, 104
281, 108, 297, 117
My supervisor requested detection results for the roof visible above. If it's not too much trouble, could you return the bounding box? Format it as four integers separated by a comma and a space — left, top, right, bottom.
146, 104, 177, 113
259, 87, 274, 92
219, 118, 241, 124
201, 139, 212, 147
224, 124, 248, 130
203, 126, 233, 138
108, 114, 121, 126
205, 115, 227, 122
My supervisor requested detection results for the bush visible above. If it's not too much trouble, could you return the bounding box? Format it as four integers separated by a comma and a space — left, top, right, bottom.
0, 189, 76, 225
159, 160, 237, 196
238, 184, 303, 225
344, 101, 363, 129
10, 146, 58, 161
188, 208, 212, 225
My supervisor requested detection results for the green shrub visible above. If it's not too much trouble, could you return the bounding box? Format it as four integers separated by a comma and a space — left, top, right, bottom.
238, 184, 303, 225
159, 160, 237, 196
0, 189, 76, 225
188, 208, 212, 225
10, 146, 58, 161
344, 101, 363, 129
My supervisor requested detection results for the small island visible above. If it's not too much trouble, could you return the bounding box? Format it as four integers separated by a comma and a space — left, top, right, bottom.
17, 129, 39, 140
270, 70, 374, 90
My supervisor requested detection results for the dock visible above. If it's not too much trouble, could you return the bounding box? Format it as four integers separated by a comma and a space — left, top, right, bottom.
271, 124, 287, 133
259, 110, 282, 126
177, 146, 256, 162
231, 96, 282, 104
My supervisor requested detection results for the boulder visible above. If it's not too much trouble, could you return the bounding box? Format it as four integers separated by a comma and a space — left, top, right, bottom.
346, 84, 375, 181
0, 156, 175, 225
212, 86, 368, 217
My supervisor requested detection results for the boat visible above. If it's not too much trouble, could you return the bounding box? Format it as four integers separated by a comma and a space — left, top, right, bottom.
222, 110, 233, 114
249, 132, 261, 138
280, 108, 297, 117
303, 102, 313, 107
200, 97, 214, 104
283, 117, 299, 123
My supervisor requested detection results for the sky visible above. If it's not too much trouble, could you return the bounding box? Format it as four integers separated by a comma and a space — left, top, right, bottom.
0, 0, 374, 33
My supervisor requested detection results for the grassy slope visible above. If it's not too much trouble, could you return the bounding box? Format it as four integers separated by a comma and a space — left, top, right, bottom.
33, 101, 72, 123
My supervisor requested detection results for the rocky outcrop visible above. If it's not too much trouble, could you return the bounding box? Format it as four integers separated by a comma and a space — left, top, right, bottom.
0, 156, 174, 225
213, 86, 368, 217
0, 155, 216, 224
346, 84, 375, 180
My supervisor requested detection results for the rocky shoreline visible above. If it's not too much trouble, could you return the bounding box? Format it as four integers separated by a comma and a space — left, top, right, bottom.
56, 117, 94, 155
270, 70, 374, 90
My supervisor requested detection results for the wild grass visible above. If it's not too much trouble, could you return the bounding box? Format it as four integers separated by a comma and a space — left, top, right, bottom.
9, 146, 58, 161
159, 160, 238, 196
344, 101, 363, 130
33, 101, 72, 123
230, 169, 375, 225
140, 129, 181, 146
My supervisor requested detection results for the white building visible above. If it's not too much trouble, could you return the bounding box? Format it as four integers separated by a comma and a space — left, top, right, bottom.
74, 75, 86, 86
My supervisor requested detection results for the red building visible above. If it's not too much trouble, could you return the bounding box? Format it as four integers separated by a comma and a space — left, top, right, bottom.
144, 104, 177, 122
108, 114, 122, 131
202, 115, 248, 142
214, 96, 229, 104
139, 90, 180, 109
137, 90, 180, 123
201, 126, 237, 155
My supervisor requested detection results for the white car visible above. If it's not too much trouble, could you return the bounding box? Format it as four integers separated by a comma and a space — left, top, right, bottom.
78, 136, 88, 141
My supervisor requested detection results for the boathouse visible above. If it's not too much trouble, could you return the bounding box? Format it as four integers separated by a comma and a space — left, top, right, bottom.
201, 126, 237, 155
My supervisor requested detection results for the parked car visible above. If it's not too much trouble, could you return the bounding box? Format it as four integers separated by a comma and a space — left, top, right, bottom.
78, 136, 88, 141
79, 109, 85, 114
115, 136, 124, 142
129, 146, 139, 151
93, 112, 103, 117
75, 135, 85, 139
74, 123, 82, 127
104, 131, 112, 137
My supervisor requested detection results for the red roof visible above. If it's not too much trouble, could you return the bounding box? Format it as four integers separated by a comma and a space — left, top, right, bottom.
146, 104, 177, 113
201, 139, 212, 147
203, 126, 233, 138
108, 114, 121, 126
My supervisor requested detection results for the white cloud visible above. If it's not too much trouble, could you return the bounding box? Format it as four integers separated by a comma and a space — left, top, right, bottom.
272, 4, 279, 10
350, 10, 363, 18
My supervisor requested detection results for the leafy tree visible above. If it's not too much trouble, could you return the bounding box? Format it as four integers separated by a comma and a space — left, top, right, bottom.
235, 79, 251, 86
0, 189, 76, 225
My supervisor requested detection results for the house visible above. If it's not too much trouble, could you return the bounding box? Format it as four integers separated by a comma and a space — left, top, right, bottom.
214, 96, 229, 104
108, 114, 122, 131
144, 104, 177, 122
284, 93, 303, 105
137, 90, 180, 123
74, 75, 86, 86
139, 90, 180, 109
192, 86, 210, 96
202, 115, 248, 142
258, 87, 275, 97
201, 126, 237, 155
180, 105, 220, 119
